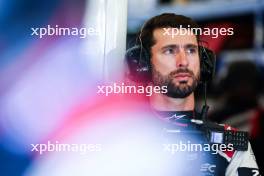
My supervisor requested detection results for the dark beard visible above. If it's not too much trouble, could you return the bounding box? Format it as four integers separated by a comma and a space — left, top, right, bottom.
152, 67, 199, 98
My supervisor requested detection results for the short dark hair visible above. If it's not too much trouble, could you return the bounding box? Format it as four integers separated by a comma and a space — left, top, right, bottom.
138, 13, 200, 55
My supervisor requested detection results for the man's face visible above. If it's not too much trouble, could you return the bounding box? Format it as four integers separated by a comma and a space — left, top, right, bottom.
151, 28, 200, 98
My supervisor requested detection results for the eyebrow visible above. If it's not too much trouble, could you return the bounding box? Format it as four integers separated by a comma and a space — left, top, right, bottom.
161, 44, 198, 50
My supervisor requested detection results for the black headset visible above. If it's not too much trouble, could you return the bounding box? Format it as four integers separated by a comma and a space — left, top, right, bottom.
125, 44, 216, 84
125, 26, 216, 120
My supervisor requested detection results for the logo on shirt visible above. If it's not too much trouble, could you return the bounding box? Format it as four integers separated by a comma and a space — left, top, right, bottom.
200, 163, 216, 175
167, 114, 186, 120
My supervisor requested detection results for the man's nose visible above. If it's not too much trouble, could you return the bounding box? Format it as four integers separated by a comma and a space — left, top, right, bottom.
176, 49, 189, 67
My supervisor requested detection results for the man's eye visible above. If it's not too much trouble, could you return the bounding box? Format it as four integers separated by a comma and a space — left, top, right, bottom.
186, 48, 197, 54
164, 48, 175, 55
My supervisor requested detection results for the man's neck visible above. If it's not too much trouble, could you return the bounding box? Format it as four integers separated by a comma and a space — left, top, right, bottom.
149, 92, 195, 111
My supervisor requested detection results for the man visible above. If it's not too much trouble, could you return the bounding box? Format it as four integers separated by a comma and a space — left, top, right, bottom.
126, 13, 260, 176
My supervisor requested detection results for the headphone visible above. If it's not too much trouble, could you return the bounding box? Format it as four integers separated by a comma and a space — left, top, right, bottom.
125, 35, 216, 120
125, 24, 217, 120
125, 31, 216, 84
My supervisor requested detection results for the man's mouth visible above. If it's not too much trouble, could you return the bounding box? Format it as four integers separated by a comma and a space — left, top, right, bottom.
174, 73, 191, 81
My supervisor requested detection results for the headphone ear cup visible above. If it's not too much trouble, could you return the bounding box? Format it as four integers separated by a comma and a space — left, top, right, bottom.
199, 46, 216, 82
125, 45, 151, 83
